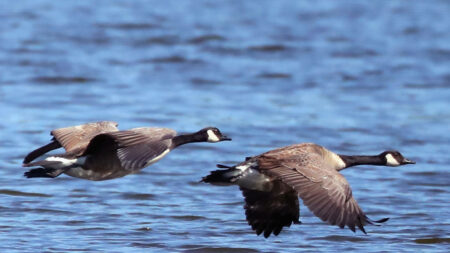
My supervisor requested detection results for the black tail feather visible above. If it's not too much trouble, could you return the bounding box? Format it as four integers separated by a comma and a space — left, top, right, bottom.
201, 170, 227, 183
201, 168, 238, 185
357, 216, 367, 234
23, 140, 62, 164
24, 167, 64, 178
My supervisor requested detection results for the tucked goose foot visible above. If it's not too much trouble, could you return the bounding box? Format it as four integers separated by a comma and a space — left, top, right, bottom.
24, 167, 63, 178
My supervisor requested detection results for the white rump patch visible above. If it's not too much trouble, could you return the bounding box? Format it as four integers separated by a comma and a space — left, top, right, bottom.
45, 156, 78, 169
207, 129, 220, 142
385, 153, 400, 166
236, 161, 256, 171
45, 156, 87, 169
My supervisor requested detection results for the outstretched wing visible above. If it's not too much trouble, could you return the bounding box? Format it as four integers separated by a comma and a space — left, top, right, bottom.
51, 121, 119, 153
259, 152, 377, 233
84, 127, 177, 171
23, 121, 118, 164
240, 179, 300, 238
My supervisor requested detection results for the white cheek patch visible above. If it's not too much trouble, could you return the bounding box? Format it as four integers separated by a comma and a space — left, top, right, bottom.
330, 152, 346, 170
207, 129, 220, 142
385, 154, 400, 166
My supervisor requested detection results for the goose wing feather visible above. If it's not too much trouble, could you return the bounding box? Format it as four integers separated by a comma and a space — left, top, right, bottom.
84, 127, 176, 171
255, 145, 373, 234
51, 121, 119, 154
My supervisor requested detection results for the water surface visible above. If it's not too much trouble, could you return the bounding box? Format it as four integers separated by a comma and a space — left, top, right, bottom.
1, 1, 449, 252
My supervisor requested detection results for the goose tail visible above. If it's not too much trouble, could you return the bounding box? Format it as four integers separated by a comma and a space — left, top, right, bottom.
23, 156, 80, 179
201, 164, 240, 186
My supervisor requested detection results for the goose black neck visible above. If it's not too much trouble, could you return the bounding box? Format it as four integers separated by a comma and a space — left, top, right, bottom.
171, 132, 205, 149
338, 155, 385, 168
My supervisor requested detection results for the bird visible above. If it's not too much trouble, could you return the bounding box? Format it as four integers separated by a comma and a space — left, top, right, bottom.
23, 121, 231, 181
202, 143, 415, 238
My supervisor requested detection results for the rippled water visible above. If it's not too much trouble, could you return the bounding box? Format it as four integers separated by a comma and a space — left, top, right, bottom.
1, 0, 449, 252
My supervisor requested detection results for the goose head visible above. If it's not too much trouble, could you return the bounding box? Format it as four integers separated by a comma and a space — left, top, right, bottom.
198, 127, 232, 142
380, 150, 415, 166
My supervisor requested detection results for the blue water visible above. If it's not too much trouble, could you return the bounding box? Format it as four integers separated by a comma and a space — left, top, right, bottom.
1, 0, 449, 252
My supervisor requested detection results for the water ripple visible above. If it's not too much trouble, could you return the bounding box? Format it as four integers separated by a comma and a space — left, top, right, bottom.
0, 189, 51, 197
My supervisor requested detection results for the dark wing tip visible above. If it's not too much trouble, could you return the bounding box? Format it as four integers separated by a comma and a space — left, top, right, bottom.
273, 226, 283, 236
255, 228, 264, 236
357, 216, 367, 234
349, 224, 356, 232
216, 164, 232, 169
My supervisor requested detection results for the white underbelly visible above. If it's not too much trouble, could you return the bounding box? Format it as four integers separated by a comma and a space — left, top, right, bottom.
64, 167, 130, 181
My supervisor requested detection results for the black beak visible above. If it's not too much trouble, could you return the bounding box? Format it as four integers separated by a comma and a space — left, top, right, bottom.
402, 158, 415, 165
221, 135, 232, 141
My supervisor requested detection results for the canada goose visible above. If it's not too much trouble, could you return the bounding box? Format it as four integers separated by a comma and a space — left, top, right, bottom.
202, 143, 415, 238
23, 121, 231, 181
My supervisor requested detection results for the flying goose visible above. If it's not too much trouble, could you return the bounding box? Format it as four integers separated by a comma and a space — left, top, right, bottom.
23, 121, 231, 181
202, 143, 415, 238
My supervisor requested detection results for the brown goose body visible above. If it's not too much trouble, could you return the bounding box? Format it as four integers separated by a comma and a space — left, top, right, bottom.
202, 143, 415, 238
23, 121, 230, 181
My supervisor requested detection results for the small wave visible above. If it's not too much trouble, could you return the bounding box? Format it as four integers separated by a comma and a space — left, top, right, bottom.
257, 73, 291, 79
170, 215, 205, 221
134, 35, 180, 46
414, 238, 450, 244
121, 193, 156, 200
48, 247, 96, 252
248, 44, 287, 52
403, 26, 421, 35
30, 76, 97, 84
135, 226, 152, 231
23, 208, 73, 214
404, 171, 442, 177
309, 235, 369, 242
338, 127, 372, 134
131, 242, 165, 248
190, 78, 221, 85
188, 35, 226, 44
152, 56, 186, 63
96, 23, 158, 30
0, 189, 51, 197
139, 56, 202, 64
183, 247, 260, 253
326, 36, 349, 42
